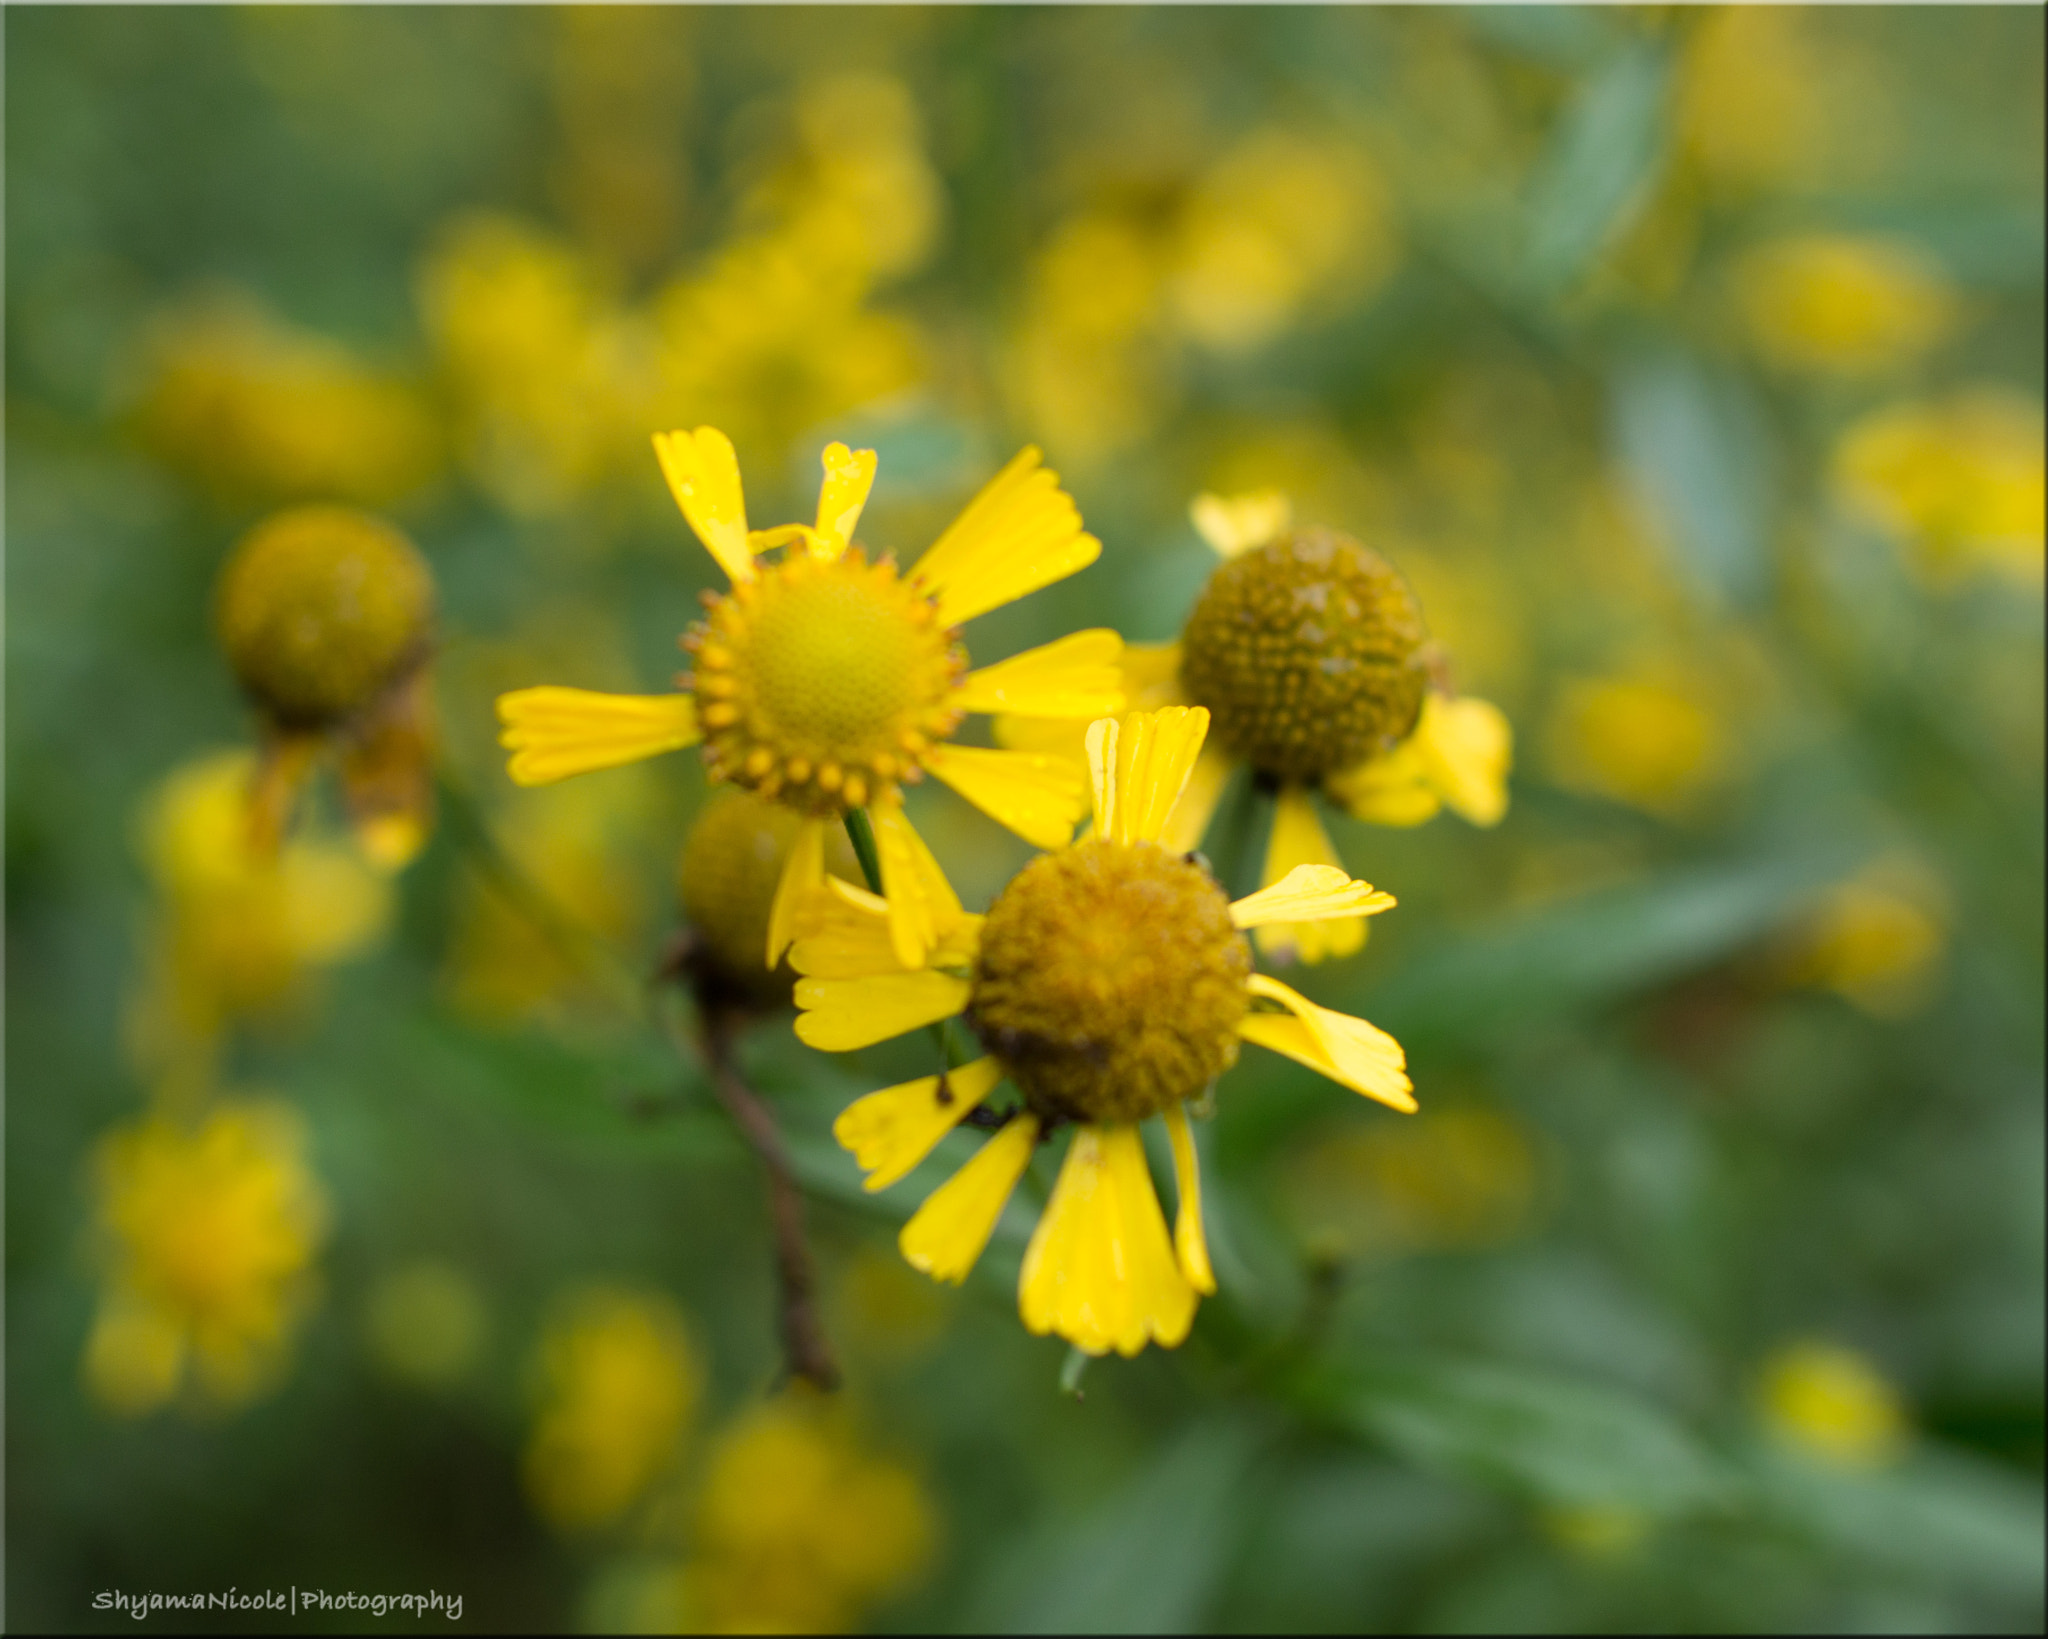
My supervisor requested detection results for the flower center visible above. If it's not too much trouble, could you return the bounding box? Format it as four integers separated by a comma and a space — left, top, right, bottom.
968, 838, 1250, 1126
678, 789, 856, 1001
688, 550, 966, 815
1179, 528, 1430, 783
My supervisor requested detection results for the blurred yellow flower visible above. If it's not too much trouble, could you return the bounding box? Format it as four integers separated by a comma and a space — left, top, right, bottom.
1541, 1503, 1651, 1561
127, 750, 392, 1096
1733, 234, 1957, 376
1676, 9, 1839, 196
525, 1286, 701, 1535
84, 1100, 328, 1416
131, 292, 440, 506
1759, 1340, 1909, 1468
1776, 860, 1949, 1018
363, 1260, 489, 1389
1833, 390, 2046, 587
1543, 672, 1728, 816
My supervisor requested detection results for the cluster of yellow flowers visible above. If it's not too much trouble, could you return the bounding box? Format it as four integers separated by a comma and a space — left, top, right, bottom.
499, 425, 1516, 1358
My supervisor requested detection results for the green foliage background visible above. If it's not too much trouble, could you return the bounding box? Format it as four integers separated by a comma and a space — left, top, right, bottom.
7, 6, 2043, 1633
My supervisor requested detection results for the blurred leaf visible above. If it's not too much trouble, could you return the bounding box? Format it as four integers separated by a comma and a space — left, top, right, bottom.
1523, 40, 1672, 296
1300, 1353, 1729, 1516
1610, 348, 1776, 609
970, 1418, 1268, 1634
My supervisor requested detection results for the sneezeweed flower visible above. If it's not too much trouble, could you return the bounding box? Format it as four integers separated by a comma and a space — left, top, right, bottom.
795, 707, 1413, 1357
498, 429, 1123, 972
1542, 671, 1730, 817
215, 504, 439, 867
1833, 390, 2046, 587
1731, 234, 1956, 377
1758, 1340, 1909, 1468
83, 1100, 328, 1416
1773, 858, 1949, 1018
524, 1286, 701, 1535
1007, 493, 1508, 963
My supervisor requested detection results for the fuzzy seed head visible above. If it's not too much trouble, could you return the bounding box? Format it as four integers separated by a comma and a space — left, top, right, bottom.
678, 790, 855, 1003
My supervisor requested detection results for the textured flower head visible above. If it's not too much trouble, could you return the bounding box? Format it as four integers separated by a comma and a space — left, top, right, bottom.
792, 707, 1413, 1357
1001, 492, 1509, 964
498, 428, 1124, 972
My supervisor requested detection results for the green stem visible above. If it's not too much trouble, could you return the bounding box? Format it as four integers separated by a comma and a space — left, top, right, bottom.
842, 808, 884, 894
1059, 1345, 1092, 1399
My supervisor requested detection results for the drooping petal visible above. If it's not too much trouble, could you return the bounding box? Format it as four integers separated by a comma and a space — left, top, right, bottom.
794, 971, 971, 1052
950, 630, 1126, 719
1018, 1125, 1198, 1357
991, 714, 1090, 761
1241, 973, 1415, 1112
497, 688, 700, 786
1251, 788, 1368, 963
764, 818, 828, 967
652, 427, 752, 584
1190, 490, 1291, 559
911, 447, 1102, 627
1324, 737, 1442, 827
923, 743, 1085, 851
790, 876, 980, 979
1113, 706, 1211, 846
1120, 641, 1188, 710
1231, 863, 1396, 930
1158, 744, 1234, 854
1163, 1105, 1216, 1295
1086, 717, 1118, 840
900, 1113, 1041, 1282
1418, 693, 1513, 827
869, 795, 937, 969
832, 1057, 1004, 1192
812, 441, 878, 561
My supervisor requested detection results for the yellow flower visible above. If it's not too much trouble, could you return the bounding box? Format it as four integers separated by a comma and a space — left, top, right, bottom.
795, 707, 1412, 1358
83, 1100, 328, 1416
363, 1260, 489, 1390
1542, 672, 1729, 816
1759, 1340, 1909, 1468
524, 1286, 701, 1534
1732, 233, 1956, 376
1775, 859, 1948, 1018
1003, 494, 1509, 964
1833, 390, 2046, 587
498, 429, 1123, 973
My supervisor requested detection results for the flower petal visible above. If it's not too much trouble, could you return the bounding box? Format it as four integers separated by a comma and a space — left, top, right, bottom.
1113, 706, 1211, 846
869, 795, 938, 969
1419, 693, 1513, 827
923, 743, 1086, 851
790, 877, 981, 979
950, 630, 1126, 718
652, 427, 752, 584
1018, 1124, 1197, 1357
833, 1057, 1005, 1192
1086, 717, 1118, 839
497, 688, 700, 786
813, 441, 877, 561
794, 970, 971, 1052
1163, 1105, 1216, 1296
1158, 743, 1234, 854
900, 1113, 1041, 1282
1231, 863, 1396, 930
1250, 788, 1370, 963
1241, 973, 1415, 1112
992, 714, 1090, 760
764, 818, 828, 967
911, 447, 1101, 627
1190, 490, 1291, 558
1120, 641, 1188, 710
1324, 737, 1441, 826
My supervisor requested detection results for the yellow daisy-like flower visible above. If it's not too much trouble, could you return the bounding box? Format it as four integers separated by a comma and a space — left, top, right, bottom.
792, 706, 1412, 1358
1001, 492, 1509, 964
497, 429, 1122, 971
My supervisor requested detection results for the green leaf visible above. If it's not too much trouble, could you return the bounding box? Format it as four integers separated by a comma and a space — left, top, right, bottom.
1522, 41, 1672, 296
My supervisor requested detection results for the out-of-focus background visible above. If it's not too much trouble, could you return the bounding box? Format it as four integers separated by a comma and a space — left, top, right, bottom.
6, 6, 2043, 1632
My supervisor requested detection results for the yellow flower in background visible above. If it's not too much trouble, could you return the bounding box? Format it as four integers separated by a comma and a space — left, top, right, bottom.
1833, 390, 2046, 587
499, 429, 1122, 972
1006, 494, 1508, 964
84, 1100, 328, 1416
525, 1286, 701, 1535
131, 292, 440, 506
1732, 234, 1957, 376
127, 750, 391, 1096
1759, 1340, 1909, 1468
687, 1397, 934, 1633
1542, 671, 1728, 816
363, 1260, 489, 1390
1776, 858, 1949, 1018
1675, 8, 1841, 197
796, 707, 1412, 1357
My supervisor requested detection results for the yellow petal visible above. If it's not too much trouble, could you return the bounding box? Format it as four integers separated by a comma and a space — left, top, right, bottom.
1086, 717, 1119, 839
869, 796, 937, 969
1163, 1105, 1216, 1295
912, 447, 1102, 627
1114, 706, 1212, 846
1191, 490, 1291, 558
992, 714, 1091, 761
1232, 863, 1395, 929
813, 441, 877, 561
1419, 693, 1513, 827
833, 1057, 1005, 1192
790, 876, 981, 978
764, 818, 828, 967
1324, 737, 1442, 827
894, 803, 968, 932
1158, 743, 1234, 854
1120, 641, 1188, 710
900, 1114, 1041, 1282
652, 427, 752, 584
1018, 1124, 1197, 1357
1252, 788, 1368, 963
923, 743, 1085, 851
496, 688, 700, 785
1242, 973, 1415, 1112
794, 970, 971, 1052
951, 630, 1126, 718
